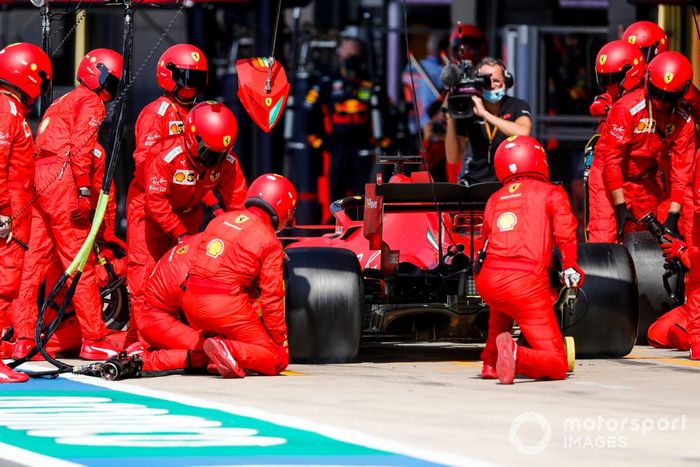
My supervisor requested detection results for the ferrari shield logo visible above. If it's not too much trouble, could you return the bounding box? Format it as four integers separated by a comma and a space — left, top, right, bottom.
665, 122, 675, 136
599, 54, 607, 66
175, 245, 189, 255
508, 183, 521, 193
627, 35, 636, 45
235, 214, 249, 224
191, 52, 200, 62
265, 97, 272, 107
206, 239, 225, 258
664, 72, 674, 84
496, 212, 518, 232
223, 135, 231, 147
210, 170, 221, 182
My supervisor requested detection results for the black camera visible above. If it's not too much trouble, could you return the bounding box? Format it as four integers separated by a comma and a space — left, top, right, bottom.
440, 59, 491, 120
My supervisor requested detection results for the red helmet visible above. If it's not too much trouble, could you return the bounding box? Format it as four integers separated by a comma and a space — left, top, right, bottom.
184, 101, 237, 167
622, 21, 668, 63
0, 42, 52, 107
77, 48, 123, 102
244, 173, 297, 231
646, 51, 693, 103
595, 40, 645, 93
156, 43, 208, 105
449, 23, 486, 61
494, 135, 549, 183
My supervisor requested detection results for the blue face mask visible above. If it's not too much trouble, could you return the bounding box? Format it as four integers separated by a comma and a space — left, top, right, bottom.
482, 87, 506, 103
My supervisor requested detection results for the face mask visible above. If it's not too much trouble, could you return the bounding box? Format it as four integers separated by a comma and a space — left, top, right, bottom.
482, 87, 506, 103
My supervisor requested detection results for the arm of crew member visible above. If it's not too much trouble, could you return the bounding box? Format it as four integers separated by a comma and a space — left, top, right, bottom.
444, 112, 468, 164
471, 96, 531, 137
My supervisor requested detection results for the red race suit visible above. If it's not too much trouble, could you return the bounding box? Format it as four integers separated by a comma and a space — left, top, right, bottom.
587, 88, 695, 242
476, 177, 578, 380
126, 138, 247, 339
181, 207, 288, 376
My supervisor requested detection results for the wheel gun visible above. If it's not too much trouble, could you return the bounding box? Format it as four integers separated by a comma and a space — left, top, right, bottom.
639, 211, 685, 303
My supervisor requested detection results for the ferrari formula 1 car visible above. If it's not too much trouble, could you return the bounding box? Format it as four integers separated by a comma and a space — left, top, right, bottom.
283, 156, 672, 363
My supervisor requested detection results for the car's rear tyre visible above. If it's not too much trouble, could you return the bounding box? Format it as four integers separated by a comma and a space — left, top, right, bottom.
623, 232, 681, 344
561, 242, 638, 358
285, 247, 363, 363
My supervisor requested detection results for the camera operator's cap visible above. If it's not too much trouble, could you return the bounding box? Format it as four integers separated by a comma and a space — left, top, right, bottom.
494, 135, 549, 183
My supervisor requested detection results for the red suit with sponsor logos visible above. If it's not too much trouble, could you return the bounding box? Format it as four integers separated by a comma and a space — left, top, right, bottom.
126, 138, 247, 337
181, 208, 287, 376
133, 96, 188, 168
0, 93, 35, 336
14, 86, 109, 348
475, 136, 581, 383
476, 178, 576, 380
135, 234, 208, 371
587, 88, 695, 242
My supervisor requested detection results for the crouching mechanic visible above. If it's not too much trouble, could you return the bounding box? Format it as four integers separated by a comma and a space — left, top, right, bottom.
475, 136, 584, 384
181, 174, 297, 378
128, 234, 209, 372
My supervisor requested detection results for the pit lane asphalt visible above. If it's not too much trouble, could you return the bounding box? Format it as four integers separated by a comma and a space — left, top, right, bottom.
11, 343, 700, 466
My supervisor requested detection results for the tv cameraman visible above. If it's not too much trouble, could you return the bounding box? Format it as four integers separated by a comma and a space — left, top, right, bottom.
445, 57, 532, 185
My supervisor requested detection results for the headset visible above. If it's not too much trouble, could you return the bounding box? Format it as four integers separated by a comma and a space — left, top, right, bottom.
477, 56, 514, 89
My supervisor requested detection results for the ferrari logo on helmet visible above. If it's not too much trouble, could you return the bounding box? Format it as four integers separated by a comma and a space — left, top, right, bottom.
506, 135, 518, 142
265, 97, 272, 107
235, 214, 249, 224
496, 212, 518, 232
223, 135, 231, 147
599, 55, 607, 66
206, 239, 225, 258
191, 52, 200, 62
627, 35, 636, 44
175, 245, 189, 255
508, 183, 521, 194
633, 58, 639, 66
30, 63, 37, 71
664, 72, 674, 84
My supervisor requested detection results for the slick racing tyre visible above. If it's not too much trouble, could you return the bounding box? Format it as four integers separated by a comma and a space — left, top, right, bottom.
285, 247, 363, 363
560, 242, 638, 358
623, 232, 682, 344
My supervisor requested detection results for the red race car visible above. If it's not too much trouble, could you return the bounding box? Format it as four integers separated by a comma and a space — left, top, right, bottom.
284, 156, 640, 363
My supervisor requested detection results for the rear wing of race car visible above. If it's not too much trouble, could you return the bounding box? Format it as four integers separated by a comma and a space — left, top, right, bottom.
363, 181, 501, 274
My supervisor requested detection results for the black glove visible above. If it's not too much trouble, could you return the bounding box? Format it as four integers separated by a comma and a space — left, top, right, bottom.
662, 211, 682, 240
614, 203, 639, 241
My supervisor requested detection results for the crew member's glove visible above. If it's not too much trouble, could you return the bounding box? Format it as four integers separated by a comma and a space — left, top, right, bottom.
0, 215, 12, 243
614, 203, 639, 241
71, 187, 92, 222
589, 93, 612, 117
662, 212, 682, 240
561, 264, 585, 289
660, 236, 691, 269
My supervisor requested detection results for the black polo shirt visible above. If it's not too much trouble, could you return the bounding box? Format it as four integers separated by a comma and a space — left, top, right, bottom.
455, 95, 531, 184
